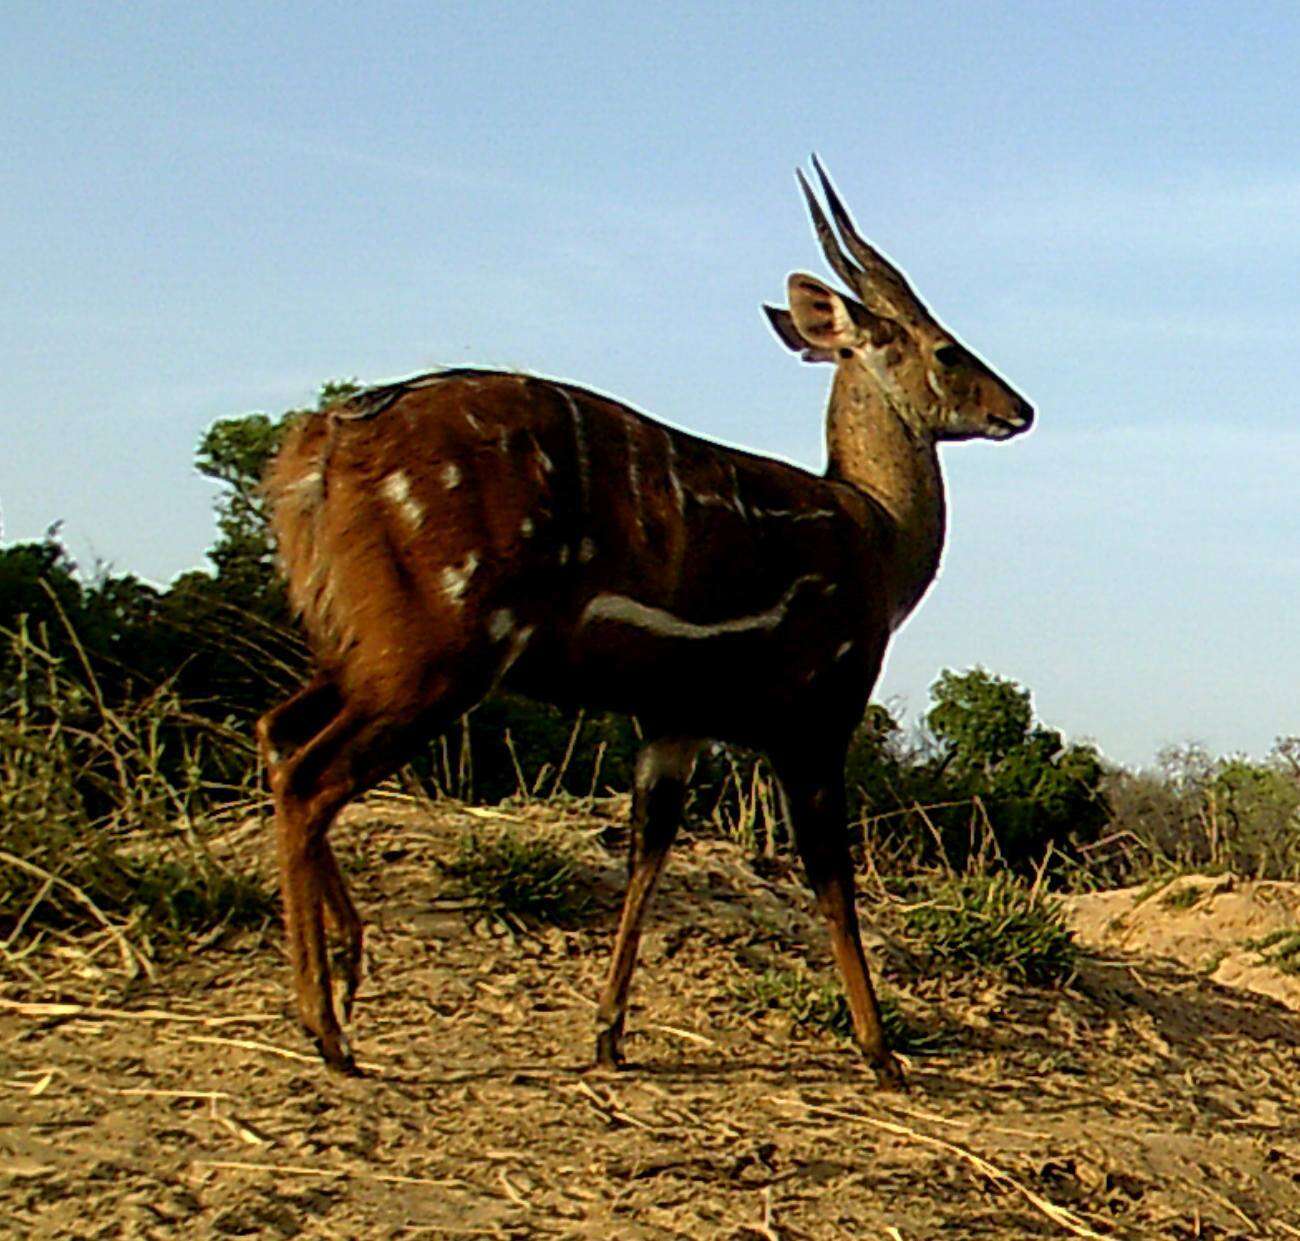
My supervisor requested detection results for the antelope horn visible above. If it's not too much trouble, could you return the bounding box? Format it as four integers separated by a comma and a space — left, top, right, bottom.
796, 167, 865, 295
810, 154, 924, 321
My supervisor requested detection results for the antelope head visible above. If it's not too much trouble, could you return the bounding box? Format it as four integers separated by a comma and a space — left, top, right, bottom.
766, 157, 1034, 445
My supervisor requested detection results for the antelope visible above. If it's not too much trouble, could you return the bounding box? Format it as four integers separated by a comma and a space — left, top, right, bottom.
258, 159, 1033, 1086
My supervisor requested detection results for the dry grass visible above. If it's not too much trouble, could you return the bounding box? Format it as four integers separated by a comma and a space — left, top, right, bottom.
0, 619, 274, 978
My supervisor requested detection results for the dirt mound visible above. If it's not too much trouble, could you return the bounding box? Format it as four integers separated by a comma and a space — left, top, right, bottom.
1062, 873, 1300, 1013
4, 800, 1300, 1237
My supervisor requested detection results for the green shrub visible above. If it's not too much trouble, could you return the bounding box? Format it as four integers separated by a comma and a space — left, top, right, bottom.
901, 873, 1077, 985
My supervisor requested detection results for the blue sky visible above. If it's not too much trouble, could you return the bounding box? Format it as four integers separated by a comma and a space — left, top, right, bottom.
3, 2, 1297, 766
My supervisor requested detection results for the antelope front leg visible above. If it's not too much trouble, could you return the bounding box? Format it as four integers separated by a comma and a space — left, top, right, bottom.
595, 738, 698, 1067
780, 764, 904, 1087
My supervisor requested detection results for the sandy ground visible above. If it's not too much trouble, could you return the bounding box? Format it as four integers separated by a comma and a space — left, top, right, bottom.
4, 798, 1300, 1238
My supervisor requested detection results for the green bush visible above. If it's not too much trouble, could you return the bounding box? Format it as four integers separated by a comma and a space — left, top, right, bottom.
1097, 742, 1300, 885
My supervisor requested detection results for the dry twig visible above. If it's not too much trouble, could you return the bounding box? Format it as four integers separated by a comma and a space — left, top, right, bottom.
772, 1095, 1107, 1239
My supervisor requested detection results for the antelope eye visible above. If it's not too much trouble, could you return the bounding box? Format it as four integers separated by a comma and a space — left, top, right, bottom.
933, 342, 963, 369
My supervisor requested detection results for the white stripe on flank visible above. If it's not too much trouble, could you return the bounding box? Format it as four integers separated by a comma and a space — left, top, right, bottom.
381, 471, 424, 530
752, 506, 837, 523
555, 386, 590, 513
662, 427, 685, 515
625, 416, 644, 534
581, 574, 822, 641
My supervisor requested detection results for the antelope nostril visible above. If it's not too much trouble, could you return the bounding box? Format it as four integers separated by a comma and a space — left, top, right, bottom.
1015, 399, 1035, 426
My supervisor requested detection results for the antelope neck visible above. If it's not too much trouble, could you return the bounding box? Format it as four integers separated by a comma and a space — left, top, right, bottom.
824, 369, 947, 630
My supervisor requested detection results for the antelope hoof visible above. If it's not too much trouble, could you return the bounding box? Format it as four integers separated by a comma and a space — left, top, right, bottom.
594, 1026, 626, 1070
314, 1029, 360, 1076
873, 1050, 906, 1090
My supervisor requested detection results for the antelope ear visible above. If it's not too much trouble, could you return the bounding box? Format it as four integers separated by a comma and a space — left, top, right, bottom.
763, 304, 837, 363
785, 274, 860, 355
763, 305, 806, 352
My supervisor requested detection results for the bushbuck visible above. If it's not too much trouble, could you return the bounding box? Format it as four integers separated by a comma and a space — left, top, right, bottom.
259, 159, 1034, 1085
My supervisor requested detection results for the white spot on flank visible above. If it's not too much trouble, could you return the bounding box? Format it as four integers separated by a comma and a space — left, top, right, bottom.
465, 412, 484, 433
381, 471, 424, 530
578, 537, 596, 564
520, 517, 534, 538
488, 608, 515, 642
439, 551, 480, 605
558, 545, 571, 566
580, 574, 822, 641
441, 462, 461, 489
834, 640, 854, 660
286, 469, 324, 508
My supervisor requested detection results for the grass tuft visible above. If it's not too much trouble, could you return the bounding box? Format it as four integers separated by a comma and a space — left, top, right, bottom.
445, 827, 592, 925
731, 966, 946, 1054
1244, 928, 1300, 975
901, 872, 1078, 986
